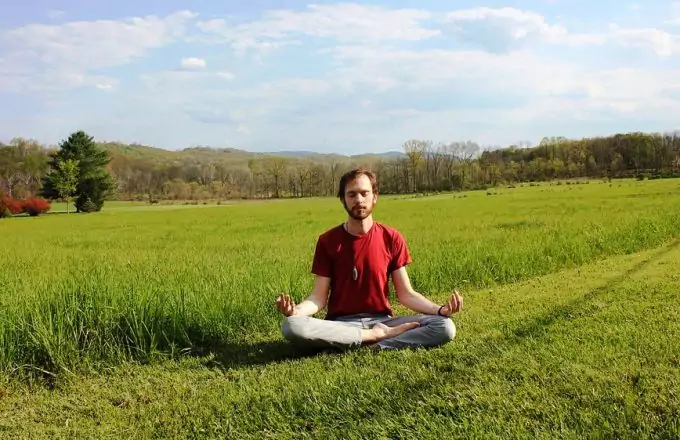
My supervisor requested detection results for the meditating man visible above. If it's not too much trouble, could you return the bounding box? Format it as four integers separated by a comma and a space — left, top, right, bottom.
275, 168, 463, 351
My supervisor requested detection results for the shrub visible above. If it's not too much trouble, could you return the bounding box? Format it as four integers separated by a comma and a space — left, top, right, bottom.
21, 197, 51, 216
80, 198, 98, 213
0, 197, 23, 217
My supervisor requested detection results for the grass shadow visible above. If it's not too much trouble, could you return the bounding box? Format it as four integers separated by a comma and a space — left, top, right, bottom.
44, 211, 78, 216
195, 339, 328, 371
495, 220, 544, 231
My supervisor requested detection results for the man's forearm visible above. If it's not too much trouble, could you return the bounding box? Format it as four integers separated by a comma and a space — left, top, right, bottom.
398, 290, 441, 315
292, 299, 323, 316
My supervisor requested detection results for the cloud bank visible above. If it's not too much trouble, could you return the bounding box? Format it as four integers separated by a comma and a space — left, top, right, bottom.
1, 3, 679, 154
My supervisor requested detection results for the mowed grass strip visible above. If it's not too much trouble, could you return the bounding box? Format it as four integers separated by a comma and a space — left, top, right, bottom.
0, 236, 678, 438
0, 178, 679, 381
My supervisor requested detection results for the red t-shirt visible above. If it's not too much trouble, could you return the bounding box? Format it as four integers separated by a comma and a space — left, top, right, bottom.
311, 222, 412, 319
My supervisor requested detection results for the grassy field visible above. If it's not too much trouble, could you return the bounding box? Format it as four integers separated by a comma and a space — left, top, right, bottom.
1, 178, 679, 438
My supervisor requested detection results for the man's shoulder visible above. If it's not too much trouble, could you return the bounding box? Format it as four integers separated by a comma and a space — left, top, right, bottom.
317, 223, 344, 242
373, 222, 406, 239
373, 222, 411, 265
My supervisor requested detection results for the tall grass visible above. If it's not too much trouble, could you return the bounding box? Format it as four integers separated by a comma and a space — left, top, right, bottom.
1, 178, 679, 381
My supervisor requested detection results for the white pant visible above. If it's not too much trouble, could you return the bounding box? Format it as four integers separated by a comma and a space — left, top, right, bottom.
281, 313, 456, 350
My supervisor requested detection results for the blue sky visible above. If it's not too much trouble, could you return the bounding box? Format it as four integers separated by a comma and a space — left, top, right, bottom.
2, 1, 680, 154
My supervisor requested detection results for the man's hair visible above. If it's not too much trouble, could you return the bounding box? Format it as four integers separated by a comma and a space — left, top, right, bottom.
337, 167, 378, 200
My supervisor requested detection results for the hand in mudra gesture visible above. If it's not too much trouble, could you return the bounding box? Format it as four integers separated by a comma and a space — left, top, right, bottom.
275, 293, 297, 317
439, 290, 463, 317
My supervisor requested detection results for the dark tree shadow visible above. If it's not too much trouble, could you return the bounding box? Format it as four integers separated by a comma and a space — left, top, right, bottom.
45, 211, 75, 216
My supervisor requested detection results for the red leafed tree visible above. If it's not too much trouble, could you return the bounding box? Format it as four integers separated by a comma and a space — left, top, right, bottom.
0, 196, 23, 217
20, 197, 51, 216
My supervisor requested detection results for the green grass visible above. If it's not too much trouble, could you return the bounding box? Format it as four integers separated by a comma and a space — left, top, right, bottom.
0, 178, 679, 437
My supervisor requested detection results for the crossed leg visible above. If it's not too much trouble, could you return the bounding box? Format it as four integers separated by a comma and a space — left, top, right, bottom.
281, 314, 456, 351
374, 315, 456, 350
281, 315, 365, 350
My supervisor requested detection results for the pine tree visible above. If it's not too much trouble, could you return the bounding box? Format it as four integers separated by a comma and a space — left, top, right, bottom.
42, 131, 116, 212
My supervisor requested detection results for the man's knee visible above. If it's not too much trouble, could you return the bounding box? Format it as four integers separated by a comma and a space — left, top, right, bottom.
281, 316, 310, 342
432, 316, 456, 343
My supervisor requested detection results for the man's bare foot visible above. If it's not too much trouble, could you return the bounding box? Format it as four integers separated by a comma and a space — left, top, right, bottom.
361, 322, 419, 345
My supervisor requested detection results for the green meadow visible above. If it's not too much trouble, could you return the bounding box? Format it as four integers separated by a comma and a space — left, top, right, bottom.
1, 178, 679, 438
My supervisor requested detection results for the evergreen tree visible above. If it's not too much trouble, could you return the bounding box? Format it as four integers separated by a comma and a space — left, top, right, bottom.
42, 131, 116, 212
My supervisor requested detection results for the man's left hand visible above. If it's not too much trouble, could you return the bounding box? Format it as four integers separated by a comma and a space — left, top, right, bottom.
439, 290, 463, 316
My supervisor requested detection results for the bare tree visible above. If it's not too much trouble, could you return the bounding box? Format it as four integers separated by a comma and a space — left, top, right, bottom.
403, 139, 428, 193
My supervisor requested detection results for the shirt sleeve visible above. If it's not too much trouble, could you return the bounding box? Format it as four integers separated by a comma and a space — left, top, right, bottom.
311, 236, 332, 278
389, 230, 412, 273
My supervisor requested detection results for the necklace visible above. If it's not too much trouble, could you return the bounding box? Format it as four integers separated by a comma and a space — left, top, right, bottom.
344, 221, 369, 281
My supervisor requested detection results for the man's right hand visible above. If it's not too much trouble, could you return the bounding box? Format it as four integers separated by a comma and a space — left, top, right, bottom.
275, 293, 297, 317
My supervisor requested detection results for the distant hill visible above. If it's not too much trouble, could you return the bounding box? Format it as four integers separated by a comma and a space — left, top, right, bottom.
270, 150, 323, 157
99, 142, 407, 166
268, 149, 406, 159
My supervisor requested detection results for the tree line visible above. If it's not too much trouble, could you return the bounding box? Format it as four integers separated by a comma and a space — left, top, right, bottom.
1, 130, 679, 210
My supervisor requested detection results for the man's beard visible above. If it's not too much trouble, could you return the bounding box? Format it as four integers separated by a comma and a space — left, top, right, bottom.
344, 201, 374, 220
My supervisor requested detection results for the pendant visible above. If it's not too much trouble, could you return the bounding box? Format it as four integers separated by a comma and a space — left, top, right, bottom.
352, 266, 358, 281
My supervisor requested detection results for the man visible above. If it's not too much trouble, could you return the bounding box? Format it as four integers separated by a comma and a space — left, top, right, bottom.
275, 167, 463, 351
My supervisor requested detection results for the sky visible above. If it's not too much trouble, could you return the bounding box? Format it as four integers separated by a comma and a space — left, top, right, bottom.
2, 0, 680, 155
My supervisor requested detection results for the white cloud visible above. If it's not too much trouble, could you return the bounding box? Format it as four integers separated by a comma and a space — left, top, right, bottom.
325, 45, 578, 93
192, 5, 680, 59
445, 7, 570, 48
443, 6, 679, 56
236, 124, 251, 135
216, 71, 235, 80
1, 68, 119, 94
662, 85, 680, 101
665, 2, 680, 25
606, 24, 678, 56
0, 10, 197, 93
196, 19, 225, 32
180, 57, 206, 69
245, 78, 335, 97
195, 4, 439, 54
47, 10, 65, 20
4, 10, 195, 69
327, 42, 680, 108
139, 70, 234, 91
258, 4, 438, 41
444, 6, 612, 53
183, 106, 239, 124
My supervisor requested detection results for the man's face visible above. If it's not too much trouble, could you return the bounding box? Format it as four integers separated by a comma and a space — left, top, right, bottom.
342, 175, 377, 220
